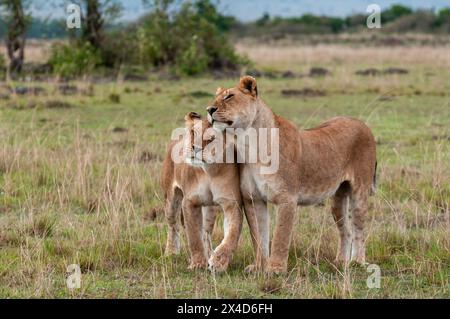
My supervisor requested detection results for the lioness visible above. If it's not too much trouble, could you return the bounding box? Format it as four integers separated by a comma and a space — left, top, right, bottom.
161, 112, 261, 271
206, 76, 377, 274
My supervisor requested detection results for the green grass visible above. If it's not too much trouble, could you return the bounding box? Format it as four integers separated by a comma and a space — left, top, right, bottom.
0, 49, 449, 298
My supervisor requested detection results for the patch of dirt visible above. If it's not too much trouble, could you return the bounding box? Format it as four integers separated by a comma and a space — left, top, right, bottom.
112, 127, 128, 133
377, 95, 396, 102
379, 37, 405, 46
58, 84, 94, 96
308, 67, 331, 77
139, 151, 161, 163
356, 67, 409, 76
431, 135, 450, 141
356, 68, 382, 76
124, 87, 143, 94
281, 70, 296, 78
6, 101, 38, 110
281, 88, 327, 97
108, 140, 136, 149
400, 168, 421, 178
12, 86, 47, 96
108, 93, 121, 103
58, 84, 79, 95
384, 67, 409, 75
44, 100, 74, 109
259, 278, 282, 294
123, 73, 148, 82
246, 69, 279, 79
157, 72, 180, 81
144, 207, 164, 222
7, 100, 74, 110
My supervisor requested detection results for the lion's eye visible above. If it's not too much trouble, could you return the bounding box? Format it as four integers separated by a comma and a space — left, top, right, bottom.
223, 94, 234, 101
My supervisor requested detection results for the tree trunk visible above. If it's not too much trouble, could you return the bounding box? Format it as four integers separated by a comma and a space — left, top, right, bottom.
83, 0, 103, 49
4, 1, 27, 74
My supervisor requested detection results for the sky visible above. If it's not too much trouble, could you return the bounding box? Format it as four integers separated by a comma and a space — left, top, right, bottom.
30, 0, 450, 22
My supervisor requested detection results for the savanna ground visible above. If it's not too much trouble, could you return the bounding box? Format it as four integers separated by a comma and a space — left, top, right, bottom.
0, 42, 449, 298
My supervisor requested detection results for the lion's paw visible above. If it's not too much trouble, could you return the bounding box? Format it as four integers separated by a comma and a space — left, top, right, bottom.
165, 245, 180, 256
188, 259, 208, 271
244, 264, 260, 274
265, 261, 287, 275
208, 249, 230, 273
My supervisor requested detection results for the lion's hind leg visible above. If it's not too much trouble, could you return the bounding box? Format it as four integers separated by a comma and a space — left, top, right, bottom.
331, 181, 352, 264
349, 187, 370, 264
165, 187, 183, 256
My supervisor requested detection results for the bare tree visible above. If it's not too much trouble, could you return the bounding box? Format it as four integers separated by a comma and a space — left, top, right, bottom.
81, 0, 122, 49
0, 0, 30, 74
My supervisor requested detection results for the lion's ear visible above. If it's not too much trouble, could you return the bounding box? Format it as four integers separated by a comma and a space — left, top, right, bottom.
238, 76, 258, 97
184, 112, 202, 127
215, 87, 225, 96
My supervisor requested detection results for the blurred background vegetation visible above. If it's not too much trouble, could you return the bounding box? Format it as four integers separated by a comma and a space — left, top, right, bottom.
0, 0, 450, 78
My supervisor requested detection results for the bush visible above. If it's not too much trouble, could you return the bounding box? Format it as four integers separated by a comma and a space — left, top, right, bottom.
382, 5, 413, 23
105, 0, 246, 75
434, 8, 450, 30
48, 42, 101, 77
175, 35, 210, 75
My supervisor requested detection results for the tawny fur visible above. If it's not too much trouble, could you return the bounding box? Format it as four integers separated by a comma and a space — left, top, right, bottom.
160, 113, 262, 272
206, 76, 377, 274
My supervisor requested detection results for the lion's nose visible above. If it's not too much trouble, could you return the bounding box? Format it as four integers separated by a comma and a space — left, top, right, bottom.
192, 145, 202, 154
207, 106, 218, 116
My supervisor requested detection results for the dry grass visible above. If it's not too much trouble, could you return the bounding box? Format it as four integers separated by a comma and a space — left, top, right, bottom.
237, 42, 450, 70
0, 40, 56, 64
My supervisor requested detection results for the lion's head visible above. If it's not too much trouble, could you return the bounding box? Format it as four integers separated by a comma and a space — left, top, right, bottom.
206, 76, 259, 130
184, 112, 220, 167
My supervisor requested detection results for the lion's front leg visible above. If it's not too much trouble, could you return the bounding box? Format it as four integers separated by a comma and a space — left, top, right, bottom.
183, 199, 208, 270
243, 197, 269, 273
266, 200, 297, 275
202, 206, 218, 258
208, 200, 243, 272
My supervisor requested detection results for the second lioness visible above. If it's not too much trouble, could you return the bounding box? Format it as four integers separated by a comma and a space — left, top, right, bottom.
161, 112, 261, 271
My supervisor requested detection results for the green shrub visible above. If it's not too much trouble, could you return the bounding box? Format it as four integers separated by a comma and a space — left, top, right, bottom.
434, 8, 450, 29
175, 35, 210, 75
49, 42, 101, 77
381, 5, 413, 23
104, 0, 245, 75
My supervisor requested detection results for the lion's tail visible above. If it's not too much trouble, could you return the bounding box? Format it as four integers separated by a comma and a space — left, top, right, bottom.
370, 161, 378, 196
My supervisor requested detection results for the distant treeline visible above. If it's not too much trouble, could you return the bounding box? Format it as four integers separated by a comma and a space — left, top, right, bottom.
234, 5, 450, 39
2, 4, 449, 40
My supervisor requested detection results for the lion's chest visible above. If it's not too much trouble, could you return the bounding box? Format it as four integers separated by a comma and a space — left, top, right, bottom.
184, 176, 215, 205
240, 165, 282, 202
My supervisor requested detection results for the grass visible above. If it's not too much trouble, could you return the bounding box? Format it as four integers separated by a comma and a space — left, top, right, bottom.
0, 44, 449, 298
